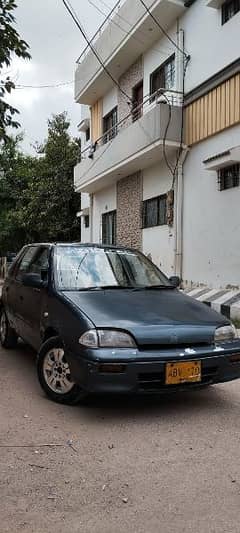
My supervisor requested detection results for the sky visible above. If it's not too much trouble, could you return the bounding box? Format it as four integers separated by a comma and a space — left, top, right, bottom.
6, 0, 117, 153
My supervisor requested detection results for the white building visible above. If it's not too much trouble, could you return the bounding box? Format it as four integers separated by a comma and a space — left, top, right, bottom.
74, 0, 240, 289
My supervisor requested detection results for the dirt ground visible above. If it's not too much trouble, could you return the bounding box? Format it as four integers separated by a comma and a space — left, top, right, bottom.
1, 342, 240, 533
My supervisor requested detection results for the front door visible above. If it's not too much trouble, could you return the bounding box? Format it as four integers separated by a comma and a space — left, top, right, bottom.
20, 247, 50, 349
12, 246, 49, 348
10, 246, 39, 337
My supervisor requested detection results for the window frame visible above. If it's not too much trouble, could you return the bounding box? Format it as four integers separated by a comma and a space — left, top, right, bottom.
222, 0, 240, 24
142, 194, 167, 229
28, 247, 50, 281
132, 80, 143, 122
84, 214, 90, 228
102, 107, 118, 144
14, 245, 50, 283
217, 163, 240, 191
85, 126, 90, 142
102, 210, 117, 245
150, 54, 175, 101
15, 246, 39, 281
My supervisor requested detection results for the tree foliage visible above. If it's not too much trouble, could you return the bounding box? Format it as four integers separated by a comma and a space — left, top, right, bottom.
0, 112, 81, 254
0, 0, 31, 141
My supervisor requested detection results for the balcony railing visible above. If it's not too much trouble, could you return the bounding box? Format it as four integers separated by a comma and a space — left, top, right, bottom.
74, 0, 186, 104
80, 88, 183, 161
76, 0, 125, 65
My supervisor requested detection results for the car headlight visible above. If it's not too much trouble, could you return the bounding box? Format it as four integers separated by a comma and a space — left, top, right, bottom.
79, 329, 136, 348
214, 324, 237, 343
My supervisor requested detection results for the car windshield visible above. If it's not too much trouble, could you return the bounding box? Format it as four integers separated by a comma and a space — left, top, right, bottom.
54, 246, 172, 291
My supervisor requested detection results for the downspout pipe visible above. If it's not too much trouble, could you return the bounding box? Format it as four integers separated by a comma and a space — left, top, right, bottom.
174, 25, 189, 279
174, 148, 189, 279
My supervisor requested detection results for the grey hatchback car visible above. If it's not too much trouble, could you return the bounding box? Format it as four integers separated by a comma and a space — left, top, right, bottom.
1, 243, 240, 405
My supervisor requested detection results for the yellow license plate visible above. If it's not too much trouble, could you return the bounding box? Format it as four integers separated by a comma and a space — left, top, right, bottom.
166, 361, 201, 385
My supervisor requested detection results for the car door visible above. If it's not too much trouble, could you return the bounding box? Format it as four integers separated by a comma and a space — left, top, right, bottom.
2, 250, 24, 331
19, 246, 50, 349
5, 246, 39, 336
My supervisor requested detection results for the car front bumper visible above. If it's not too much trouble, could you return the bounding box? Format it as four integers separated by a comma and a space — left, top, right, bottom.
67, 340, 240, 394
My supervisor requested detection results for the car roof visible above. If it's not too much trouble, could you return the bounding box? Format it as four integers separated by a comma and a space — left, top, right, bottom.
23, 242, 138, 252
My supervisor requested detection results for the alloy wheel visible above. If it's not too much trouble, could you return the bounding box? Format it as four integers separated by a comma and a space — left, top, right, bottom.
43, 347, 74, 394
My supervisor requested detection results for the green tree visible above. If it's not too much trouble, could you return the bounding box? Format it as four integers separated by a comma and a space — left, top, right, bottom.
16, 112, 81, 243
0, 0, 31, 141
0, 134, 37, 253
0, 113, 81, 252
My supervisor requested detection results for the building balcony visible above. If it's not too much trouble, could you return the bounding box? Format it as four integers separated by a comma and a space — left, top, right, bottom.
74, 0, 186, 105
74, 100, 183, 194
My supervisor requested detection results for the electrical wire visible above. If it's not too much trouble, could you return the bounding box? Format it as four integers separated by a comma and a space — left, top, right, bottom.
171, 55, 190, 188
0, 80, 73, 89
87, 0, 173, 58
62, 0, 132, 103
98, 0, 174, 55
158, 92, 175, 178
138, 0, 189, 60
77, 0, 122, 63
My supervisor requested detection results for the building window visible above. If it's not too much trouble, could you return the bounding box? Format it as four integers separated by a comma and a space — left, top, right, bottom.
103, 107, 118, 144
218, 164, 240, 190
142, 195, 167, 228
85, 127, 90, 142
222, 0, 240, 24
102, 210, 117, 245
150, 55, 175, 101
132, 80, 143, 122
84, 215, 90, 228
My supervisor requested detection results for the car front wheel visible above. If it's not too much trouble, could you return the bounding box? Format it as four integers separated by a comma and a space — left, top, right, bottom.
37, 336, 88, 405
0, 309, 18, 348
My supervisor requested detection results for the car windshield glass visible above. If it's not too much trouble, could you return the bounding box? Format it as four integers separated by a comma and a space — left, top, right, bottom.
54, 246, 172, 291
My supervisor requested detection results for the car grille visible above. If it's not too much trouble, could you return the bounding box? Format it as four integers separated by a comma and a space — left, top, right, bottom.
138, 366, 219, 391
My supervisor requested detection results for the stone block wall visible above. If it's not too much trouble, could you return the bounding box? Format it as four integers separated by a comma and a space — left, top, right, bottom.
118, 57, 143, 128
116, 172, 143, 249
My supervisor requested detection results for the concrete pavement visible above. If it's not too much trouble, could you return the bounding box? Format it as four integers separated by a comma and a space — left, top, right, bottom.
1, 342, 240, 532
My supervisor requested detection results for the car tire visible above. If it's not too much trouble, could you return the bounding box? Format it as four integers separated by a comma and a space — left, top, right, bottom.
37, 336, 88, 405
0, 308, 18, 349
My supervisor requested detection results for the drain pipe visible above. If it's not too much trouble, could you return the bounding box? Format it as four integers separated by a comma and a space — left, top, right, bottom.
174, 148, 189, 279
173, 25, 190, 280
89, 193, 94, 243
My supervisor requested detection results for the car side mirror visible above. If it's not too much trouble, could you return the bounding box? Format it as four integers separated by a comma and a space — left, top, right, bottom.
169, 276, 181, 288
22, 272, 47, 289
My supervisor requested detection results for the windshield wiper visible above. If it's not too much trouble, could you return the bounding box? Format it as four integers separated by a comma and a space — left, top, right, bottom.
138, 285, 175, 290
77, 285, 134, 291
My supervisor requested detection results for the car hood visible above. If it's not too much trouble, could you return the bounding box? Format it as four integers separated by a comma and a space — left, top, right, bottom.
62, 289, 228, 346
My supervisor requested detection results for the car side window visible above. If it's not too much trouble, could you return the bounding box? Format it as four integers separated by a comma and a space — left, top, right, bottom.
15, 247, 39, 281
29, 248, 49, 281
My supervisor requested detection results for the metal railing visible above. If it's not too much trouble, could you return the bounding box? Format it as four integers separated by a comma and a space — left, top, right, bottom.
80, 88, 183, 161
76, 0, 125, 64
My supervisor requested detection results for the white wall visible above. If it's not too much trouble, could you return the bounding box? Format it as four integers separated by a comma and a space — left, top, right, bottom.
183, 124, 240, 289
92, 184, 117, 243
142, 0, 240, 100
143, 23, 183, 111
102, 87, 118, 117
81, 218, 90, 243
182, 0, 240, 93
142, 162, 175, 276
81, 192, 90, 210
